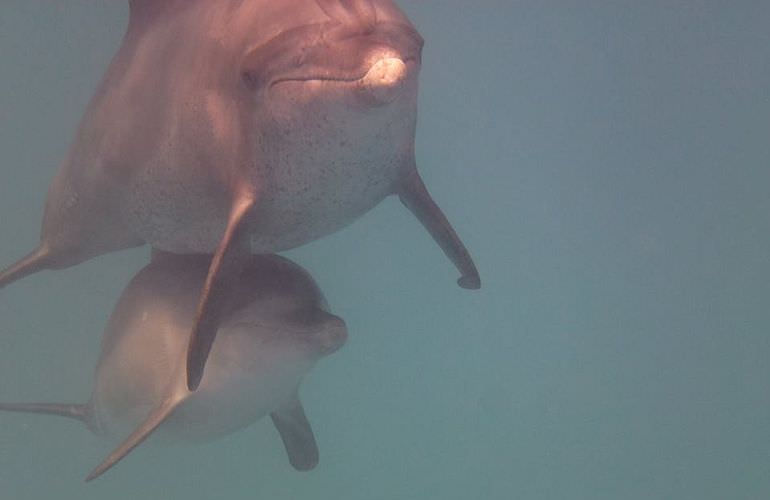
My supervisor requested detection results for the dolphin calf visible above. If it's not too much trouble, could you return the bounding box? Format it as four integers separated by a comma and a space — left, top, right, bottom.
0, 0, 479, 389
0, 253, 347, 481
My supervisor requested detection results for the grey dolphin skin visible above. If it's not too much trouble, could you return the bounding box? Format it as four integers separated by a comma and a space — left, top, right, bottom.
0, 0, 480, 390
0, 253, 347, 481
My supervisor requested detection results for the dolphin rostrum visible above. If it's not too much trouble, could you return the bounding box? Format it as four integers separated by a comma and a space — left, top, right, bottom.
0, 0, 479, 389
0, 253, 347, 481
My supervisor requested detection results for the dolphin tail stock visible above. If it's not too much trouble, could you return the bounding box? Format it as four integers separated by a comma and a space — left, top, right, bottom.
85, 393, 186, 482
397, 168, 481, 290
0, 401, 87, 422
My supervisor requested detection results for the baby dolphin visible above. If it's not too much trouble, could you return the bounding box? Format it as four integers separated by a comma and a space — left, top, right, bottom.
0, 253, 347, 481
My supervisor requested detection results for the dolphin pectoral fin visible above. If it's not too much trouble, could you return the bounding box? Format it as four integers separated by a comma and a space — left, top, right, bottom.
85, 396, 184, 482
0, 246, 52, 289
398, 169, 481, 290
270, 397, 319, 471
0, 401, 87, 423
186, 193, 257, 391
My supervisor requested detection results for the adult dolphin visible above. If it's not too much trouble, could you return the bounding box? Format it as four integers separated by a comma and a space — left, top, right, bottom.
0, 0, 480, 389
0, 253, 347, 481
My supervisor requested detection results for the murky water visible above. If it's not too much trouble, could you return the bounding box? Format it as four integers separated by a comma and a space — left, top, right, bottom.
1, 2, 768, 499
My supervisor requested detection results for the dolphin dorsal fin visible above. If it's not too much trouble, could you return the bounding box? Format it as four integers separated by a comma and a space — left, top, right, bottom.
270, 395, 319, 471
85, 394, 186, 482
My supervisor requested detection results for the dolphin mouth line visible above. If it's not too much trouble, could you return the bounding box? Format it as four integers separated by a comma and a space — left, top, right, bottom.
269, 57, 416, 88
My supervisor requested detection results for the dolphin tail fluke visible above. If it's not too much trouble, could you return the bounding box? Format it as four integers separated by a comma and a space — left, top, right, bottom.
270, 395, 319, 471
186, 191, 257, 391
398, 169, 481, 290
0, 246, 51, 289
85, 395, 184, 482
0, 402, 87, 422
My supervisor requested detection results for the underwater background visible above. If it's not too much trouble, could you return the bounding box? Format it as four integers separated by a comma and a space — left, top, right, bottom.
1, 1, 768, 499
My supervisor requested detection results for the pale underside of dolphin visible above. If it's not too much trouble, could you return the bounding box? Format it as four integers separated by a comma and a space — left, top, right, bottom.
0, 253, 347, 481
0, 0, 480, 390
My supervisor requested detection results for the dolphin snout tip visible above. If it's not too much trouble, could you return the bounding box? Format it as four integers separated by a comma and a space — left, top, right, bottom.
359, 57, 409, 106
318, 315, 348, 356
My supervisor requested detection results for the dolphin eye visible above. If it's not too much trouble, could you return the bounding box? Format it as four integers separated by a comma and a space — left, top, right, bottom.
294, 47, 312, 68
242, 69, 261, 88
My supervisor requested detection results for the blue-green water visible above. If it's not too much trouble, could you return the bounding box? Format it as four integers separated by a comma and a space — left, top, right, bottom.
1, 1, 769, 498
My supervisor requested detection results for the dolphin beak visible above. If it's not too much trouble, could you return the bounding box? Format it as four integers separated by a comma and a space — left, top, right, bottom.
357, 56, 410, 107
317, 313, 348, 356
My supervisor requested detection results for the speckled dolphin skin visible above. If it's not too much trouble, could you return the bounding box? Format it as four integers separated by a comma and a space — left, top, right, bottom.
0, 0, 479, 389
0, 253, 347, 481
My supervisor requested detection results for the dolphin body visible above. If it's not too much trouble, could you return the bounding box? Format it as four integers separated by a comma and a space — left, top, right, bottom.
0, 253, 347, 481
0, 0, 479, 389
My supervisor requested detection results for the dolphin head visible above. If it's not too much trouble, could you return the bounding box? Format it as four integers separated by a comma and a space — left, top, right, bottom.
241, 0, 425, 221
227, 301, 348, 369
242, 0, 423, 108
285, 308, 348, 359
